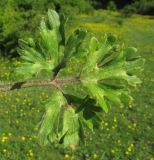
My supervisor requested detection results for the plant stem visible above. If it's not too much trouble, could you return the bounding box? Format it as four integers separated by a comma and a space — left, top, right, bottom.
0, 77, 81, 92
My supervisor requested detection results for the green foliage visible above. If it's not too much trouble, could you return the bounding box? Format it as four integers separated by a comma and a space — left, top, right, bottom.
15, 9, 145, 147
132, 0, 154, 15
107, 1, 117, 11
0, 0, 153, 57
122, 0, 154, 17
0, 0, 93, 57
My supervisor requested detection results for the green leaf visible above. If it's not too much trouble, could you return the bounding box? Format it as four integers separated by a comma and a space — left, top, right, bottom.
125, 58, 145, 74
16, 39, 55, 79
99, 79, 127, 89
16, 9, 63, 79
81, 34, 144, 113
62, 107, 80, 147
101, 86, 123, 106
83, 83, 109, 113
124, 47, 139, 60
39, 18, 59, 64
48, 9, 60, 30
77, 98, 101, 132
84, 37, 99, 69
107, 34, 117, 46
38, 91, 66, 146
85, 35, 115, 69
64, 29, 87, 60
98, 49, 119, 67
97, 63, 142, 86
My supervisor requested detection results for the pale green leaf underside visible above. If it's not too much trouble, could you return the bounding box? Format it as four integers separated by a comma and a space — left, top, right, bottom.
38, 90, 66, 146
62, 107, 80, 147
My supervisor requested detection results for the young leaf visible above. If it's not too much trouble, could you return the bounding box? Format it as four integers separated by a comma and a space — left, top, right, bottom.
83, 83, 109, 113
48, 10, 60, 30
38, 90, 66, 146
62, 107, 80, 147
16, 9, 62, 79
124, 47, 138, 60
39, 17, 59, 64
80, 34, 144, 113
16, 39, 55, 78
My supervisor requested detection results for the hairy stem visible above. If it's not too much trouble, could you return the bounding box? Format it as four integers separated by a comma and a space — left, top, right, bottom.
0, 77, 81, 92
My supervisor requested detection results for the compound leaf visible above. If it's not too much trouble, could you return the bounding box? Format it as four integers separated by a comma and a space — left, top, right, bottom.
14, 10, 145, 148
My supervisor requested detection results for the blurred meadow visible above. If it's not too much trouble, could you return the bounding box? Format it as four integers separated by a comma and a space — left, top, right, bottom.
0, 1, 154, 160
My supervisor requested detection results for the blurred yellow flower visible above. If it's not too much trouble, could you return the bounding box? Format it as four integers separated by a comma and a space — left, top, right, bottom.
21, 136, 26, 141
111, 149, 115, 154
29, 137, 33, 141
70, 144, 76, 151
93, 153, 98, 159
2, 136, 8, 143
128, 147, 131, 152
64, 154, 69, 159
113, 116, 117, 123
8, 133, 12, 136
125, 151, 129, 155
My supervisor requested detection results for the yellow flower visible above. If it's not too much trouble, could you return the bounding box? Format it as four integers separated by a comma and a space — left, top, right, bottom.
27, 149, 34, 157
64, 154, 69, 159
21, 136, 26, 141
8, 133, 12, 136
29, 152, 33, 157
128, 125, 132, 129
125, 151, 129, 155
130, 144, 134, 148
70, 144, 76, 151
93, 153, 98, 159
16, 120, 19, 124
2, 136, 8, 143
128, 147, 131, 152
111, 149, 115, 154
133, 123, 136, 127
29, 137, 33, 141
113, 116, 117, 123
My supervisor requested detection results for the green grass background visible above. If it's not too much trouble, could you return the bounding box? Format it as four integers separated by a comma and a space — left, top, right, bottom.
0, 10, 154, 160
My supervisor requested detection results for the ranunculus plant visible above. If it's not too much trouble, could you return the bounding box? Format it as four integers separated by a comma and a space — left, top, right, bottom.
0, 10, 145, 147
